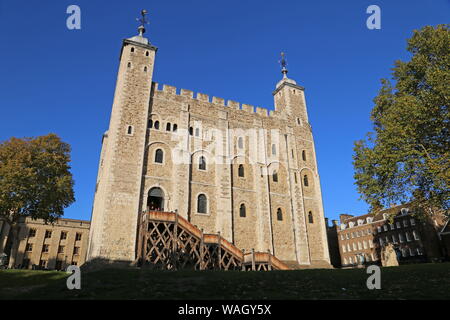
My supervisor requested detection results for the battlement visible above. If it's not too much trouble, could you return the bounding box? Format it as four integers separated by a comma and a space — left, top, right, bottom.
153, 82, 271, 117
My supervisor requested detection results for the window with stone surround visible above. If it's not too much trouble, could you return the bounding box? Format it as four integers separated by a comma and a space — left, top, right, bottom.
197, 194, 207, 214
238, 137, 243, 149
155, 149, 164, 163
238, 164, 244, 177
276, 208, 283, 221
308, 211, 313, 223
303, 175, 309, 187
166, 123, 171, 131
272, 171, 278, 182
239, 204, 246, 217
154, 121, 160, 130
199, 156, 206, 171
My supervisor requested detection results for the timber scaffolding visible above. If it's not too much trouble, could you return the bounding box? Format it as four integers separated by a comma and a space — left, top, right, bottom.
137, 211, 291, 271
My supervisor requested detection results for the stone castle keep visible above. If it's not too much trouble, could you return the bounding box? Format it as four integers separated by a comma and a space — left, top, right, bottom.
87, 17, 331, 269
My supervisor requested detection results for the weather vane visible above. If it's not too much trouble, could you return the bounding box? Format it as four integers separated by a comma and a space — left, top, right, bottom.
279, 52, 288, 78
136, 9, 149, 36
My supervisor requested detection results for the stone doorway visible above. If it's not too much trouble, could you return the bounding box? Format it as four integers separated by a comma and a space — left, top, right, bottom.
147, 187, 164, 211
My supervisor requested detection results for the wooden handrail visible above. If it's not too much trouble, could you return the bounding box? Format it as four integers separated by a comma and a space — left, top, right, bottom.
142, 210, 290, 270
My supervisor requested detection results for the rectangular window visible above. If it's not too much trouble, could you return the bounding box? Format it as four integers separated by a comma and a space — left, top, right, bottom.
45, 230, 52, 239
399, 233, 404, 243
42, 244, 49, 253
39, 260, 47, 268
60, 231, 67, 240
73, 247, 80, 255
383, 225, 388, 232
28, 229, 36, 238
342, 245, 346, 253
58, 246, 65, 254
390, 224, 395, 230
377, 226, 382, 233
413, 230, 420, 240
347, 244, 351, 252
369, 241, 374, 248
392, 234, 397, 243
396, 221, 402, 229
410, 218, 415, 226
403, 220, 409, 227
25, 243, 33, 252
341, 234, 344, 240
75, 233, 82, 241
406, 232, 412, 242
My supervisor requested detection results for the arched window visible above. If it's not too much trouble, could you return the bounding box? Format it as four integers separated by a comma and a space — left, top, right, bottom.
273, 170, 278, 182
303, 175, 309, 186
189, 127, 193, 136
239, 204, 246, 217
272, 144, 276, 155
308, 211, 314, 223
302, 150, 306, 161
127, 126, 133, 135
238, 164, 244, 177
155, 149, 163, 163
199, 156, 206, 170
166, 123, 171, 131
148, 119, 153, 129
131, 47, 135, 53
173, 124, 178, 132
277, 208, 283, 221
197, 194, 207, 214
127, 62, 131, 68
144, 66, 147, 72
146, 51, 149, 56
154, 121, 160, 130
238, 137, 243, 149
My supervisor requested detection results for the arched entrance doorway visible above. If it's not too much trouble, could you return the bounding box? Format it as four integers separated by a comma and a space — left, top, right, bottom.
147, 187, 164, 211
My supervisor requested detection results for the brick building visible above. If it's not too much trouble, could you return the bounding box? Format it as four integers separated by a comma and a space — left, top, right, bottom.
0, 217, 90, 270
336, 205, 447, 267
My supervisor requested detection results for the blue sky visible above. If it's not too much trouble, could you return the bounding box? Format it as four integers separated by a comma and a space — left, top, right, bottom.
0, 1, 448, 222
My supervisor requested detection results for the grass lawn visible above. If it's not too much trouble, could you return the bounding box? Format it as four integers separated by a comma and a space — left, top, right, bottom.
0, 262, 449, 300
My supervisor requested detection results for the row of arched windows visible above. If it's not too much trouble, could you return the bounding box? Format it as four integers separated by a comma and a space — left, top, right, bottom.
130, 46, 150, 56
149, 119, 178, 132
153, 149, 310, 187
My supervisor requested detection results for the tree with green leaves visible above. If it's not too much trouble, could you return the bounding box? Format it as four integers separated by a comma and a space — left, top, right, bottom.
0, 134, 75, 267
353, 24, 449, 219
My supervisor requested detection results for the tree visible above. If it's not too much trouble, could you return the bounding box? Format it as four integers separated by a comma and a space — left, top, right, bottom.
353, 24, 449, 219
0, 134, 75, 267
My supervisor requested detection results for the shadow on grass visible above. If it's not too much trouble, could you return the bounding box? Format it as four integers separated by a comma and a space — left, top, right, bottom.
1, 263, 449, 300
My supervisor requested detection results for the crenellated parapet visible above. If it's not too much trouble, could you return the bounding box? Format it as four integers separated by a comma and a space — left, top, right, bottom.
152, 82, 272, 118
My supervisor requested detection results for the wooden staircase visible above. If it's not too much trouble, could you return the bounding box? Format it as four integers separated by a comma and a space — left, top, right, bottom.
137, 211, 290, 271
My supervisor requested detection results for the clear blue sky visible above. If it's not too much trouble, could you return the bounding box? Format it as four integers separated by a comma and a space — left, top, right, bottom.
0, 1, 448, 222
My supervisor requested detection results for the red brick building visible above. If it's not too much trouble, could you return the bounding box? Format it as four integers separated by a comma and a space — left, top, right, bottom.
336, 204, 447, 268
